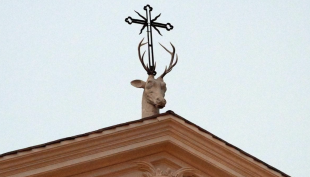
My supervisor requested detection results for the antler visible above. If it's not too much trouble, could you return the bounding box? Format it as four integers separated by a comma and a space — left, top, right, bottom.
159, 42, 178, 78
138, 38, 156, 75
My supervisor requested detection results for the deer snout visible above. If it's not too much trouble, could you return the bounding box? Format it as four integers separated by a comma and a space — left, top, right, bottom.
155, 97, 166, 108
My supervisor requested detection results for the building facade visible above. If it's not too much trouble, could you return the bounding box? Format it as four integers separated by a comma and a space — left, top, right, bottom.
0, 111, 289, 177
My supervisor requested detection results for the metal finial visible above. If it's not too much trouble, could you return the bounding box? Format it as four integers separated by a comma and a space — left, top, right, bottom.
125, 5, 174, 76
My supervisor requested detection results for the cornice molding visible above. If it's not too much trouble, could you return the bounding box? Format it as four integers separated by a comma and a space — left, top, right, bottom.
0, 114, 286, 177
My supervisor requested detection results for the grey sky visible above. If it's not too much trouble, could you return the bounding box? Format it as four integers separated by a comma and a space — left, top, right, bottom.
0, 1, 309, 176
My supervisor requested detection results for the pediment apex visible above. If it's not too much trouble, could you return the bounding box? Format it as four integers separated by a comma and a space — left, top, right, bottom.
0, 111, 289, 177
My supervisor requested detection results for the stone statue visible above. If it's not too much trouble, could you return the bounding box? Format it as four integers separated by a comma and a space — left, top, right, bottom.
131, 39, 178, 118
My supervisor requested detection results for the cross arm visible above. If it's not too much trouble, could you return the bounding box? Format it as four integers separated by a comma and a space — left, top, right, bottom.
125, 17, 146, 25
152, 22, 173, 31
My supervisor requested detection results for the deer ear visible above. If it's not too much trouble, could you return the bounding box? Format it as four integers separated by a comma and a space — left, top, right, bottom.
131, 80, 146, 88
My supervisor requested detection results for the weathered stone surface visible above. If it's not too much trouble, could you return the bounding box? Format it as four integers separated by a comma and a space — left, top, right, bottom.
132, 40, 178, 118
131, 75, 166, 118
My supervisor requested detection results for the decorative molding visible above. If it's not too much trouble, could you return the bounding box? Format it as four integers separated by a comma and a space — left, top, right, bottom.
0, 115, 287, 177
135, 161, 199, 177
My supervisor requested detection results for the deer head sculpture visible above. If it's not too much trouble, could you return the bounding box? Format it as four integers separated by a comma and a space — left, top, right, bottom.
131, 39, 178, 118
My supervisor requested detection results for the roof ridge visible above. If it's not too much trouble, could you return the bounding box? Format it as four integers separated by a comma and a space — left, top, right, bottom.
0, 110, 290, 177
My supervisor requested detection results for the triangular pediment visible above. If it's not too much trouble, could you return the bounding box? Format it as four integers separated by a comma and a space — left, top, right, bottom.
0, 111, 289, 177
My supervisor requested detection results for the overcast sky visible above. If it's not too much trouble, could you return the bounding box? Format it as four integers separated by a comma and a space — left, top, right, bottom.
0, 1, 309, 176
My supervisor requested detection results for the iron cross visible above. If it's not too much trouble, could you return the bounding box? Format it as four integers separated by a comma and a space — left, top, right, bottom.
125, 4, 173, 75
